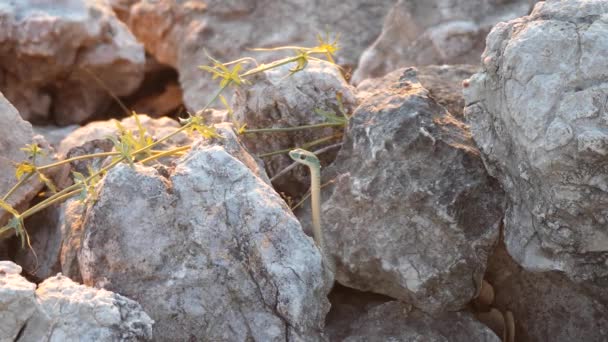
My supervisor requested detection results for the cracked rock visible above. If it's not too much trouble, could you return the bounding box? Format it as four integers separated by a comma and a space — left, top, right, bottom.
305, 67, 505, 314
71, 124, 332, 341
0, 261, 153, 341
463, 0, 608, 283
0, 0, 145, 124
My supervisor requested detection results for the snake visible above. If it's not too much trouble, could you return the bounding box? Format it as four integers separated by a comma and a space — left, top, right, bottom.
289, 148, 335, 272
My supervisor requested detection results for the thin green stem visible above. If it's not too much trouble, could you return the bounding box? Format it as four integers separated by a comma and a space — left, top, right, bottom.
139, 146, 191, 164
37, 152, 120, 171
2, 173, 33, 201
258, 133, 342, 158
242, 122, 344, 134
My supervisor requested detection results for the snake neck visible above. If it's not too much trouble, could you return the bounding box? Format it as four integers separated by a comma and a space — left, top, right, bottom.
309, 163, 335, 272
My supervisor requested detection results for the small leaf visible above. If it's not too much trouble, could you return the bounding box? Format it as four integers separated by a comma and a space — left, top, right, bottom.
37, 172, 57, 193
15, 162, 36, 180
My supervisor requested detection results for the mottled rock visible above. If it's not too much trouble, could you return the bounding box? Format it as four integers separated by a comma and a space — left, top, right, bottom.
308, 68, 505, 314
484, 241, 608, 342
357, 64, 479, 118
340, 301, 500, 341
15, 273, 153, 341
72, 125, 331, 341
0, 93, 56, 235
0, 0, 145, 124
113, 0, 394, 111
233, 60, 356, 195
352, 0, 535, 84
463, 0, 608, 282
0, 261, 37, 341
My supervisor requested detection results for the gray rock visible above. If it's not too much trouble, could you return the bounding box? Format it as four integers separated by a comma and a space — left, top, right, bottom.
0, 261, 37, 342
484, 241, 608, 342
0, 92, 57, 237
311, 68, 505, 314
341, 301, 500, 341
73, 125, 331, 341
0, 261, 152, 342
112, 0, 395, 112
233, 60, 356, 195
0, 0, 145, 124
352, 0, 535, 84
357, 64, 479, 119
463, 0, 608, 282
19, 274, 154, 341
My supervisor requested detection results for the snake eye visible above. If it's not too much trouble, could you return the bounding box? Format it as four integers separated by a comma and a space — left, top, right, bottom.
299, 155, 306, 160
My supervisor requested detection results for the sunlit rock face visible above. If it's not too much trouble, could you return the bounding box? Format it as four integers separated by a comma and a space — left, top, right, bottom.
0, 0, 145, 124
464, 0, 608, 283
352, 0, 537, 84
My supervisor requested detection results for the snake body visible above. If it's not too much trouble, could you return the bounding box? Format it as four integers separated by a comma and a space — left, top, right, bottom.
289, 148, 335, 272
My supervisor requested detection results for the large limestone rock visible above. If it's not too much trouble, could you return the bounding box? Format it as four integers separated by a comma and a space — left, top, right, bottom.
0, 93, 56, 234
340, 301, 500, 341
0, 261, 37, 341
352, 0, 535, 84
233, 60, 357, 195
464, 0, 608, 282
0, 0, 145, 124
112, 0, 395, 112
484, 241, 608, 342
20, 274, 154, 341
0, 261, 153, 342
306, 68, 505, 314
72, 125, 331, 341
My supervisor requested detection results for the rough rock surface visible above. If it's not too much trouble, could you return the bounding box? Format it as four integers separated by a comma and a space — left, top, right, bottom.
20, 274, 154, 341
0, 261, 153, 341
314, 68, 505, 313
0, 93, 56, 232
483, 241, 608, 342
112, 0, 394, 112
352, 0, 535, 84
0, 261, 37, 341
71, 124, 331, 341
339, 301, 500, 341
357, 64, 479, 118
233, 60, 357, 195
0, 0, 145, 124
464, 0, 608, 282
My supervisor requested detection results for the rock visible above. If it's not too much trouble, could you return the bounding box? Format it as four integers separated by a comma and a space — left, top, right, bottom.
72, 124, 331, 341
352, 0, 535, 84
0, 261, 37, 341
112, 0, 395, 112
357, 64, 479, 118
33, 125, 80, 150
233, 60, 357, 196
19, 274, 154, 341
0, 93, 57, 236
312, 68, 505, 313
0, 0, 145, 124
463, 0, 608, 282
324, 285, 393, 341
483, 241, 608, 342
340, 301, 500, 341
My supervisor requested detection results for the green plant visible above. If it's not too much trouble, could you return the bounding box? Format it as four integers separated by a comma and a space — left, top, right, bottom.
0, 33, 349, 249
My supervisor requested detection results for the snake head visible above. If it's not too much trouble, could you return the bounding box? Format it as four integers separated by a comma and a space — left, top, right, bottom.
288, 148, 320, 167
